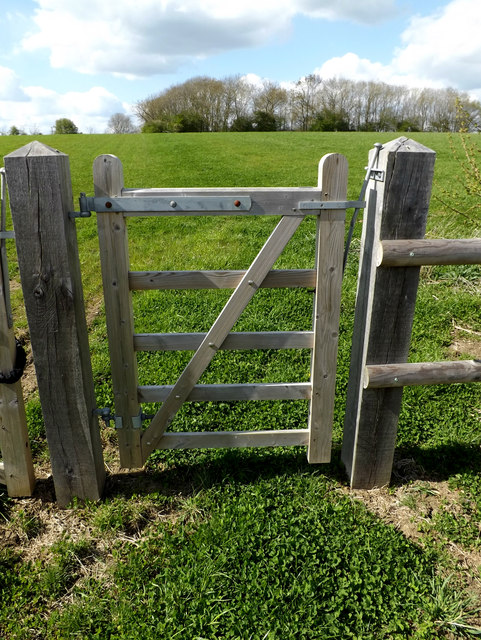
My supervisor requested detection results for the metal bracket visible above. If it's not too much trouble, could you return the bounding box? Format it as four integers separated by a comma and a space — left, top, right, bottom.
368, 169, 385, 182
74, 194, 253, 215
94, 407, 145, 430
297, 200, 365, 212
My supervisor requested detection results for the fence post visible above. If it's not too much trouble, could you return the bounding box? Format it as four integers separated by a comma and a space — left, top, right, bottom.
0, 170, 35, 496
341, 137, 436, 489
4, 141, 105, 506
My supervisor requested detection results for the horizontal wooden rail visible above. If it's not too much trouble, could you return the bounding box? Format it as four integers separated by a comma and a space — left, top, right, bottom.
129, 269, 316, 290
365, 360, 481, 388
153, 429, 310, 450
380, 239, 481, 267
134, 331, 314, 351
138, 382, 311, 403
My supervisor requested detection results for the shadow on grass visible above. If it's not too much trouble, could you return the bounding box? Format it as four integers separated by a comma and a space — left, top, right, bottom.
25, 440, 481, 505
101, 444, 348, 501
392, 441, 481, 485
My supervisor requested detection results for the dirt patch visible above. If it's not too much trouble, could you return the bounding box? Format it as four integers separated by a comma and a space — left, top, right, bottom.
340, 477, 481, 621
448, 323, 481, 359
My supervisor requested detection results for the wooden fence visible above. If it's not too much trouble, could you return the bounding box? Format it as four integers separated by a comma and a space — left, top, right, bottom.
3, 135, 481, 503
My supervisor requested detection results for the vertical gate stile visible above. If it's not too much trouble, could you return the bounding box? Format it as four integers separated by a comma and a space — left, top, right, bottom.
94, 155, 143, 468
307, 154, 347, 463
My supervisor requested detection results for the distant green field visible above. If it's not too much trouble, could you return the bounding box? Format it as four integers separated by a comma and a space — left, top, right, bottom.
2, 132, 481, 639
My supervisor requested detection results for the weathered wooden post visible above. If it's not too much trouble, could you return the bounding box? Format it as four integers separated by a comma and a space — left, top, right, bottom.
4, 141, 105, 506
342, 137, 436, 489
0, 168, 35, 496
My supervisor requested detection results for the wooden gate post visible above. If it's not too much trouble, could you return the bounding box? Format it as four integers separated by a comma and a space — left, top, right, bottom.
341, 137, 436, 489
4, 141, 105, 506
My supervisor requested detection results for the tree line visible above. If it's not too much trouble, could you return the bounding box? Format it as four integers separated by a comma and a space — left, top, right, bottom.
135, 74, 481, 133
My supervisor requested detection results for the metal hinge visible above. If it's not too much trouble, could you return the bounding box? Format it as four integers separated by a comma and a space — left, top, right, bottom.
71, 194, 253, 217
69, 193, 92, 218
94, 408, 146, 429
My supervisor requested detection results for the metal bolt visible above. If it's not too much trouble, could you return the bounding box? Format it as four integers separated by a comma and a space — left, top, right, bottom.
105, 201, 112, 209
234, 200, 241, 208
394, 377, 399, 382
409, 251, 415, 257
170, 200, 177, 208
248, 280, 255, 286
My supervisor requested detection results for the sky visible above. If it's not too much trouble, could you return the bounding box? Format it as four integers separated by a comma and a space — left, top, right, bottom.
0, 0, 480, 134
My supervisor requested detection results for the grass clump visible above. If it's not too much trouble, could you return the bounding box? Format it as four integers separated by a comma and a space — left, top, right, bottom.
35, 473, 455, 639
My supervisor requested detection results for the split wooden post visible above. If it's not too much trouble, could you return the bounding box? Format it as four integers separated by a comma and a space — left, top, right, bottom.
94, 155, 143, 468
4, 141, 105, 506
342, 137, 436, 489
0, 169, 35, 496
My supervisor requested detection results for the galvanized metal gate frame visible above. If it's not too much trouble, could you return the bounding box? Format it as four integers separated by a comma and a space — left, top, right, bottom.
92, 153, 351, 468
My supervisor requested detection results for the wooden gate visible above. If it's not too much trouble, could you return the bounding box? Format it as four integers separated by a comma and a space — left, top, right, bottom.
93, 153, 351, 468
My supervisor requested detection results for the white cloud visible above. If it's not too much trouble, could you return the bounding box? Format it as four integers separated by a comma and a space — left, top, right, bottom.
0, 66, 29, 101
0, 82, 127, 134
314, 0, 481, 100
21, 0, 398, 78
392, 0, 481, 92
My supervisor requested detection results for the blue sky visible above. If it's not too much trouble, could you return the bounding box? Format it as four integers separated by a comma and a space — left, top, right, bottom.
0, 0, 479, 133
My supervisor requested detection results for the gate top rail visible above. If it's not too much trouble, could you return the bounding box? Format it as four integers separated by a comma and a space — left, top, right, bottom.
72, 189, 363, 218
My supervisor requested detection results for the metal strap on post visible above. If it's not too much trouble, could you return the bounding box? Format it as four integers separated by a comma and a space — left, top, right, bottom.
343, 143, 383, 273
71, 194, 365, 218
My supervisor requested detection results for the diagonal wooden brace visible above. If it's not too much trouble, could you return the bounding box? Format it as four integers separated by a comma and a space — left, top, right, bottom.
140, 213, 305, 461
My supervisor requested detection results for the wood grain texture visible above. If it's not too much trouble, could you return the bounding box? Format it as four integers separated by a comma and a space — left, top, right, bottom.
0, 167, 34, 496
380, 238, 481, 266
307, 154, 347, 463
134, 331, 314, 351
153, 429, 309, 450
129, 269, 316, 290
342, 137, 436, 489
0, 261, 35, 496
94, 155, 142, 468
365, 360, 481, 388
4, 141, 105, 505
138, 382, 311, 403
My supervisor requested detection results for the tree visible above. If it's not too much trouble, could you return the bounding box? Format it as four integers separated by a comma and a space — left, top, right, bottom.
54, 118, 79, 134
310, 108, 350, 132
9, 125, 24, 135
230, 116, 254, 132
291, 74, 322, 131
253, 110, 278, 131
107, 113, 136, 134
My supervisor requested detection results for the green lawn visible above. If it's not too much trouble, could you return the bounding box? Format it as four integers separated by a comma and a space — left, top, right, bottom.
1, 131, 481, 638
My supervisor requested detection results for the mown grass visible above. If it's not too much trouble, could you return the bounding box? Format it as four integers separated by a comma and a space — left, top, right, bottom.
1, 131, 481, 638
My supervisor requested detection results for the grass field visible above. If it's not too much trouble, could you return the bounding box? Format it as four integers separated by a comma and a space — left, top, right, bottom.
1, 131, 481, 638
